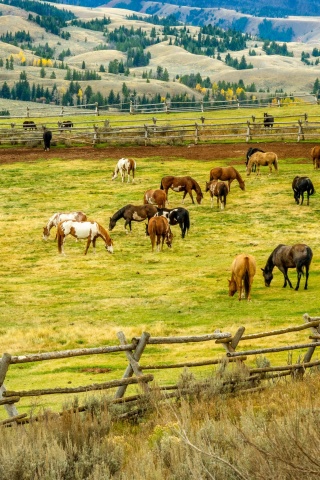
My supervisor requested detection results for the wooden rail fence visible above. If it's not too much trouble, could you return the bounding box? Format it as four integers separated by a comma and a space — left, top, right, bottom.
1, 314, 320, 426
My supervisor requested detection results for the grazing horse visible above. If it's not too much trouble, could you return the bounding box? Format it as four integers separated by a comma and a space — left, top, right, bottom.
23, 120, 37, 130
143, 189, 167, 208
43, 127, 52, 151
58, 120, 73, 131
205, 180, 228, 209
292, 176, 315, 205
57, 220, 113, 255
112, 158, 136, 183
148, 216, 173, 252
262, 244, 313, 291
160, 175, 203, 204
109, 204, 158, 233
209, 167, 245, 192
228, 254, 256, 301
155, 207, 190, 238
263, 113, 274, 128
311, 146, 320, 169
245, 147, 265, 173
43, 211, 87, 240
246, 151, 278, 175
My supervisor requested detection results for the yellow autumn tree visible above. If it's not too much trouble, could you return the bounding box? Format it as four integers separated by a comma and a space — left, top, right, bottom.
78, 88, 83, 101
195, 83, 202, 92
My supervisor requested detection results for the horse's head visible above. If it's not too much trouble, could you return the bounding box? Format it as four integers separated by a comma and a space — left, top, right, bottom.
166, 228, 173, 248
293, 188, 300, 204
228, 279, 237, 297
196, 192, 203, 204
105, 239, 114, 254
109, 217, 116, 231
205, 182, 210, 192
261, 268, 273, 287
42, 226, 50, 240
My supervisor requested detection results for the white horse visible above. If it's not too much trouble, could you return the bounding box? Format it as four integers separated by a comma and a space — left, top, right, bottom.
43, 211, 87, 240
57, 220, 113, 255
112, 158, 136, 183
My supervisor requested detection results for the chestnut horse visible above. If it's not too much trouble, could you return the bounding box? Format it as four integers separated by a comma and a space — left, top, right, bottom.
262, 244, 313, 291
205, 180, 228, 209
109, 204, 158, 233
246, 151, 278, 176
43, 211, 87, 240
209, 167, 245, 192
143, 189, 167, 208
112, 158, 136, 182
57, 220, 113, 255
311, 146, 320, 169
160, 175, 203, 204
228, 254, 256, 301
148, 216, 173, 252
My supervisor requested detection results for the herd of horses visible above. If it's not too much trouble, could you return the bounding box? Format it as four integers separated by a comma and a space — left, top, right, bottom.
43, 143, 318, 298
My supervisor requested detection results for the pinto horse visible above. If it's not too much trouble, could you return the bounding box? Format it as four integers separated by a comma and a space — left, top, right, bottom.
148, 216, 173, 252
246, 151, 278, 176
292, 176, 315, 205
155, 207, 190, 238
57, 220, 113, 255
109, 204, 158, 233
112, 158, 136, 183
43, 211, 87, 240
143, 189, 167, 208
209, 166, 245, 192
228, 254, 256, 301
160, 175, 203, 204
262, 244, 313, 291
205, 180, 228, 209
311, 146, 320, 169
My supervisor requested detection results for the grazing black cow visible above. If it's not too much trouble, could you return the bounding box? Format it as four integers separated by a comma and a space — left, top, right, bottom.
23, 120, 37, 130
263, 113, 274, 128
58, 120, 73, 131
245, 147, 265, 173
43, 128, 52, 151
292, 176, 315, 205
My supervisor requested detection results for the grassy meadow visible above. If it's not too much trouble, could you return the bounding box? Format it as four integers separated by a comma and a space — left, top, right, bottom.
1, 107, 320, 418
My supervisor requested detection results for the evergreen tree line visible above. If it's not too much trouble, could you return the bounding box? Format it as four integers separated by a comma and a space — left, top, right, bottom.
126, 13, 182, 27
262, 40, 293, 57
70, 15, 111, 31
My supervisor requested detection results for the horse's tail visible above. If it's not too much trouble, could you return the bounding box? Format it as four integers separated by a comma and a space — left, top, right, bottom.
160, 178, 164, 190
309, 180, 315, 195
57, 223, 64, 253
182, 210, 190, 237
244, 257, 250, 298
274, 155, 279, 171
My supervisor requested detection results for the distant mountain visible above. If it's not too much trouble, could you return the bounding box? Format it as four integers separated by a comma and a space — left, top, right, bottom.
53, 0, 320, 18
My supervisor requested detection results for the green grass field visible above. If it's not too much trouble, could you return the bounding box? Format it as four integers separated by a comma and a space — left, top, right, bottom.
1, 112, 320, 417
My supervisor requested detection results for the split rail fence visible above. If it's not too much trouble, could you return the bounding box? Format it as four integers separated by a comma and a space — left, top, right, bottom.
0, 113, 319, 147
1, 313, 320, 426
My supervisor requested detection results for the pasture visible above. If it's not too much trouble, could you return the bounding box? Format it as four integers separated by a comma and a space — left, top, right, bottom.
1, 141, 320, 417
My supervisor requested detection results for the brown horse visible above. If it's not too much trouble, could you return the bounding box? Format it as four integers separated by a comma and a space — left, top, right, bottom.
209, 167, 245, 192
311, 146, 320, 169
143, 189, 167, 208
160, 175, 203, 204
147, 216, 173, 252
246, 151, 278, 175
228, 254, 256, 301
109, 204, 157, 233
205, 180, 228, 209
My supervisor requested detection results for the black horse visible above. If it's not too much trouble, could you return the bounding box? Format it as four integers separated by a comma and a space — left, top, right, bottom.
292, 176, 315, 205
263, 113, 274, 128
155, 207, 190, 238
262, 244, 313, 290
43, 128, 52, 151
109, 204, 158, 233
245, 147, 265, 173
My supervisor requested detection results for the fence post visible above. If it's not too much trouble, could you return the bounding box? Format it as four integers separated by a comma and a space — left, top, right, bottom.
144, 124, 149, 146
115, 331, 150, 399
130, 101, 134, 115
95, 102, 99, 116
304, 113, 308, 124
200, 100, 204, 113
60, 106, 64, 117
0, 353, 19, 418
194, 122, 199, 144
26, 106, 29, 118
297, 119, 304, 142
92, 125, 99, 147
246, 121, 252, 143
164, 100, 169, 114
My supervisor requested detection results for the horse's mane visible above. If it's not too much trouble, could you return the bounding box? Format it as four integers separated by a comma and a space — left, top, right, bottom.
111, 204, 133, 221
189, 176, 202, 195
233, 168, 244, 184
97, 222, 111, 241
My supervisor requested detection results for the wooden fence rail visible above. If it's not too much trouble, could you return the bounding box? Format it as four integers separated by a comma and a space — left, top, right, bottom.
1, 313, 320, 425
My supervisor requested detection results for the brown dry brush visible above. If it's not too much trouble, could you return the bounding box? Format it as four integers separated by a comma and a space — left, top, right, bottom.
1, 370, 320, 479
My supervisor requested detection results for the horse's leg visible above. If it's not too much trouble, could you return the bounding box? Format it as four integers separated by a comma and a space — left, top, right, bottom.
304, 264, 310, 290
301, 192, 304, 205
295, 268, 302, 291
307, 191, 310, 205
84, 237, 92, 255
187, 189, 194, 204
281, 267, 293, 288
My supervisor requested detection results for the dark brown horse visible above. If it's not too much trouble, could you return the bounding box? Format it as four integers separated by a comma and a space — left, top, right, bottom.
262, 244, 313, 291
292, 176, 315, 205
205, 180, 228, 209
160, 175, 203, 204
148, 216, 173, 252
143, 189, 167, 208
311, 146, 320, 169
209, 167, 245, 192
109, 204, 157, 233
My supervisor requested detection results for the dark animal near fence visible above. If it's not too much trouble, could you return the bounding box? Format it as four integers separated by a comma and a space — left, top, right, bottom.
23, 120, 37, 130
155, 207, 190, 238
205, 180, 228, 209
109, 204, 158, 233
262, 243, 313, 291
246, 151, 278, 175
228, 254, 256, 301
58, 120, 73, 131
263, 113, 274, 128
292, 176, 315, 205
43, 128, 52, 151
245, 147, 265, 172
160, 176, 203, 204
209, 166, 245, 192
144, 189, 166, 208
147, 216, 173, 252
57, 220, 113, 255
310, 146, 320, 169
